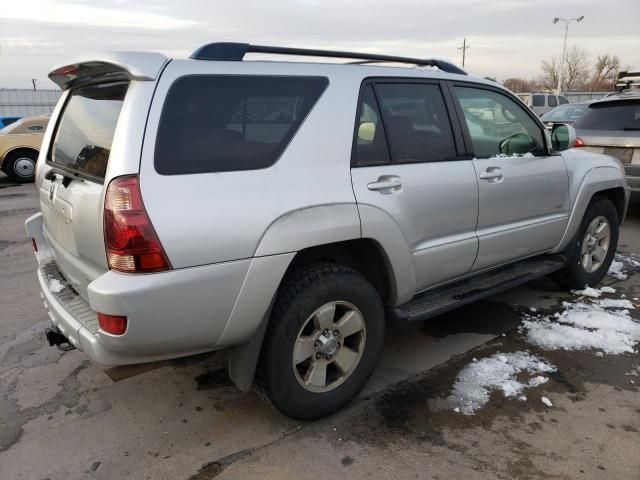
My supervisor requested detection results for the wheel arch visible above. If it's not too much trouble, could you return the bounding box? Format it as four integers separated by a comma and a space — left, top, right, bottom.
226, 238, 400, 393
552, 166, 629, 254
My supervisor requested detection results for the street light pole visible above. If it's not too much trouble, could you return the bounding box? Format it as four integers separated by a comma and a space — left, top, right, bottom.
553, 15, 584, 95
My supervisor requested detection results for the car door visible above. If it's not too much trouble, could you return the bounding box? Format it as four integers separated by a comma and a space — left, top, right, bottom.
350, 80, 479, 293
450, 83, 570, 271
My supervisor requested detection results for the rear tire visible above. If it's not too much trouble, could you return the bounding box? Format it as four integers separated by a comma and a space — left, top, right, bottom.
255, 262, 385, 420
556, 196, 619, 289
3, 150, 37, 183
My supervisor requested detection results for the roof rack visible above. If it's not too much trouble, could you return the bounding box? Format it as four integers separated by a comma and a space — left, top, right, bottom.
189, 42, 467, 75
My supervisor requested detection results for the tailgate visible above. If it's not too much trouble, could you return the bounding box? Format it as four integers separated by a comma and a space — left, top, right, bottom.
39, 82, 129, 300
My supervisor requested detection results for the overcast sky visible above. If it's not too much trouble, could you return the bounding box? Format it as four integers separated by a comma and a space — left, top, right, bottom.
0, 0, 638, 89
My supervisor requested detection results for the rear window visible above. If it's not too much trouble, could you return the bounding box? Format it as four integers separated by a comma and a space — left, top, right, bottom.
51, 82, 127, 181
532, 94, 545, 107
155, 75, 328, 175
575, 101, 640, 131
541, 104, 588, 122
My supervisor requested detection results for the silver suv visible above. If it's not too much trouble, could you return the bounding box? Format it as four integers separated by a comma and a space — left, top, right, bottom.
26, 43, 629, 420
517, 92, 570, 116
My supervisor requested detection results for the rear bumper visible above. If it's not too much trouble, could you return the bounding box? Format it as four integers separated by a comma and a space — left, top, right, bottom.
625, 166, 640, 192
25, 212, 254, 366
626, 176, 640, 192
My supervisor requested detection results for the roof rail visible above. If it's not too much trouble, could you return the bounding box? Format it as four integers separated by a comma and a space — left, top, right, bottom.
189, 42, 467, 75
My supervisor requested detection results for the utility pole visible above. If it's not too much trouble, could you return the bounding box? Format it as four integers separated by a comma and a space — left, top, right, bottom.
457, 38, 470, 68
31, 78, 37, 91
552, 15, 584, 95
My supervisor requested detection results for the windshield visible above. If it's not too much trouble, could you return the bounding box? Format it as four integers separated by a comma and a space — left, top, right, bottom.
575, 100, 640, 131
541, 104, 588, 122
51, 82, 128, 181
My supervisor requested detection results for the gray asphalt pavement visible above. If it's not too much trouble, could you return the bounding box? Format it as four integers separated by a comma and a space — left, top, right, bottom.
1, 173, 638, 479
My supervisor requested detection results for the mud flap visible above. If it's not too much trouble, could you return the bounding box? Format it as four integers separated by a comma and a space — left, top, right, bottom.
227, 303, 272, 393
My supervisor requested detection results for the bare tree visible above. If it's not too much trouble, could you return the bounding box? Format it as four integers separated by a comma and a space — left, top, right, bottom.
502, 77, 537, 93
564, 46, 590, 90
540, 57, 561, 91
591, 53, 621, 90
540, 46, 590, 92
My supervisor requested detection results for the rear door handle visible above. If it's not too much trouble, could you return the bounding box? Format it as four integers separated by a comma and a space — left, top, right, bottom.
367, 176, 402, 193
479, 167, 504, 182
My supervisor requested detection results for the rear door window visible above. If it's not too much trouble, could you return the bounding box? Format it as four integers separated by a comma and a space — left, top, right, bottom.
51, 82, 128, 181
548, 95, 557, 108
374, 83, 457, 163
532, 94, 545, 107
155, 75, 328, 175
575, 101, 640, 131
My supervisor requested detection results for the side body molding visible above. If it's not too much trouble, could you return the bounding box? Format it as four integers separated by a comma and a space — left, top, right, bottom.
552, 164, 630, 253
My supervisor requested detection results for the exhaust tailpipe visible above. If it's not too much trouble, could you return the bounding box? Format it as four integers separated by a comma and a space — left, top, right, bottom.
45, 328, 76, 351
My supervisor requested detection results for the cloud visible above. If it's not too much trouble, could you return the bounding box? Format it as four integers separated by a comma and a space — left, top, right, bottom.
0, 1, 196, 30
0, 0, 638, 89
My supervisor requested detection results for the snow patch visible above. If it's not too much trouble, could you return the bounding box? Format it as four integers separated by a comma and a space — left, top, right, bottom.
541, 396, 553, 407
572, 286, 602, 298
600, 286, 616, 294
608, 261, 628, 280
528, 376, 548, 387
596, 298, 635, 309
48, 278, 65, 293
522, 300, 640, 355
445, 352, 555, 415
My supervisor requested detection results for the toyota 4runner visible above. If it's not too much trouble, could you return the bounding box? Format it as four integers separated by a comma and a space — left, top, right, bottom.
26, 43, 630, 420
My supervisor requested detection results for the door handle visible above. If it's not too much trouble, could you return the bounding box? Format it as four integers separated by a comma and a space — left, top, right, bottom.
367, 176, 402, 193
479, 167, 504, 182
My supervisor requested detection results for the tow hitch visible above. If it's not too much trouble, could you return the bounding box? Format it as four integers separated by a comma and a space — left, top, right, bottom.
45, 328, 76, 351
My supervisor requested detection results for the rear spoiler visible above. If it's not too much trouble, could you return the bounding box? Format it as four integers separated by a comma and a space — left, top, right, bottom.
49, 52, 169, 90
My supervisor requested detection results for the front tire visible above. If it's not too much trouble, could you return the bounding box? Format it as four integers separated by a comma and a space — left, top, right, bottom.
558, 196, 619, 289
256, 262, 385, 420
3, 150, 37, 183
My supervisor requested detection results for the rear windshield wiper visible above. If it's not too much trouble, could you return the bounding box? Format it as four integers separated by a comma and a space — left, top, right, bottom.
44, 166, 79, 187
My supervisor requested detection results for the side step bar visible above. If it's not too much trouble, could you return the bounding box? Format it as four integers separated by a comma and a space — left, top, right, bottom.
388, 255, 566, 323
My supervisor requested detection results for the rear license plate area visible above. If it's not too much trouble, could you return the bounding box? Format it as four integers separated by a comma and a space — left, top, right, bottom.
603, 147, 633, 164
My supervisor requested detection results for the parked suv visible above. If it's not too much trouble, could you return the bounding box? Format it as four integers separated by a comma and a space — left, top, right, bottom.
573, 91, 640, 191
517, 92, 570, 116
26, 44, 629, 420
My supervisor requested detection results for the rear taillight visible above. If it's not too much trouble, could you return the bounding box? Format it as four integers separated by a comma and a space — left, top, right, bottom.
98, 313, 127, 335
31, 238, 38, 252
104, 175, 170, 273
575, 137, 585, 147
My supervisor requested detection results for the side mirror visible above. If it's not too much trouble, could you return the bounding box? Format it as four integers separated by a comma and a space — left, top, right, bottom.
550, 123, 577, 151
358, 122, 376, 142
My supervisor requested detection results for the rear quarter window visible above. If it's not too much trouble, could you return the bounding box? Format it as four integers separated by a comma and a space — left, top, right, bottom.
154, 75, 328, 175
